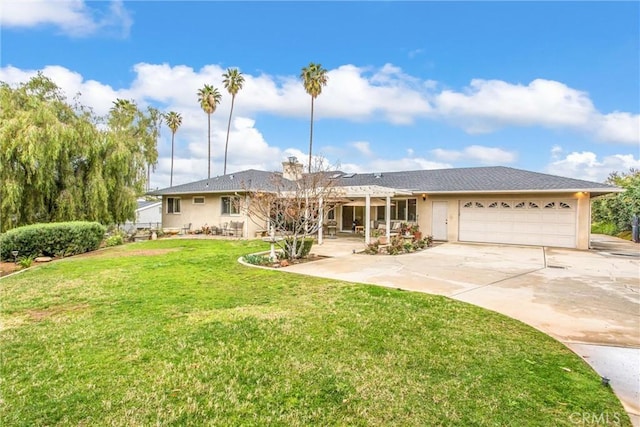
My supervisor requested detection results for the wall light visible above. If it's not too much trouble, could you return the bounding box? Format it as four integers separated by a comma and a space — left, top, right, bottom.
422, 193, 427, 201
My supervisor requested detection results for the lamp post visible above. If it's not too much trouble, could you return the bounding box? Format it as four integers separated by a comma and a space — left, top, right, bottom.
11, 250, 19, 264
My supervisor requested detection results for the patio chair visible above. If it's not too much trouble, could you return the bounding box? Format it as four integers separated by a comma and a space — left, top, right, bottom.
234, 221, 244, 237
181, 223, 192, 235
389, 222, 401, 236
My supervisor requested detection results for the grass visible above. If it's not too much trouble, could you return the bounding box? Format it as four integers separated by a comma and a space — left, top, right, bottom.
0, 239, 630, 426
591, 221, 633, 241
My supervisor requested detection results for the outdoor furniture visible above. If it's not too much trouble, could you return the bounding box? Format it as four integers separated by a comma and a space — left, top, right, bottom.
389, 222, 402, 236
181, 223, 192, 235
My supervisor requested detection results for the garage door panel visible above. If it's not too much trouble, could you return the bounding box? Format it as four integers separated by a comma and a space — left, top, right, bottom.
459, 199, 576, 248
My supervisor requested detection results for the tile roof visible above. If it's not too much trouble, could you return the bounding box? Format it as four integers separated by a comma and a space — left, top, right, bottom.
149, 166, 619, 196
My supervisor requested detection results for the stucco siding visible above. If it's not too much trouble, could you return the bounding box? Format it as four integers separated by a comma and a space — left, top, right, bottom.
162, 193, 267, 237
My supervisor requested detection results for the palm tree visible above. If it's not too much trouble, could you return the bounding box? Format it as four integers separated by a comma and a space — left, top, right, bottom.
164, 111, 182, 187
300, 63, 328, 173
222, 68, 245, 175
146, 107, 162, 192
197, 84, 222, 178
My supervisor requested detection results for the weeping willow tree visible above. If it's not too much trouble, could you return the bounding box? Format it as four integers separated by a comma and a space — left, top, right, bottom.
0, 73, 158, 232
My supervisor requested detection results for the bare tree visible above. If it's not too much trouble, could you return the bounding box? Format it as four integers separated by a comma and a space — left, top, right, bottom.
243, 158, 341, 261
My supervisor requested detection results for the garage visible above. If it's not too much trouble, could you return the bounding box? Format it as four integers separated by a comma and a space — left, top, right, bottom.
459, 199, 577, 248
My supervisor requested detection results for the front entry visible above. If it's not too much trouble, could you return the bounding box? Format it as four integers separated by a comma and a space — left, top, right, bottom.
432, 201, 448, 241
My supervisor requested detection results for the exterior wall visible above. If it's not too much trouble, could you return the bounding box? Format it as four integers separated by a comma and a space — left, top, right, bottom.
418, 192, 591, 250
160, 191, 593, 248
137, 204, 162, 224
161, 193, 268, 238
575, 192, 591, 250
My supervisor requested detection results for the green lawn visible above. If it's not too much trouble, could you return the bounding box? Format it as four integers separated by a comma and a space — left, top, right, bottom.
0, 239, 630, 426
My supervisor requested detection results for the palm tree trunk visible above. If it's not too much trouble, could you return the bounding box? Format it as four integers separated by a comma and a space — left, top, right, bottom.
207, 113, 211, 179
224, 95, 235, 175
308, 96, 314, 174
170, 132, 175, 187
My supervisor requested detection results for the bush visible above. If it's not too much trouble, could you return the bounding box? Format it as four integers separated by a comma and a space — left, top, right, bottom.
18, 256, 34, 268
243, 254, 273, 266
105, 234, 124, 247
281, 237, 314, 260
591, 221, 618, 236
0, 221, 106, 261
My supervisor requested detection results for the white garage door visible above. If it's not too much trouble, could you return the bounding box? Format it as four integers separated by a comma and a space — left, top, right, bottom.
459, 200, 577, 248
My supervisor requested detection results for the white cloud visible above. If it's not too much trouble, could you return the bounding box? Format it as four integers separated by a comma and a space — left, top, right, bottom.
340, 158, 451, 174
546, 150, 640, 182
431, 145, 517, 165
351, 141, 373, 157
593, 112, 640, 145
0, 0, 132, 38
2, 62, 639, 187
9, 62, 635, 146
433, 78, 640, 145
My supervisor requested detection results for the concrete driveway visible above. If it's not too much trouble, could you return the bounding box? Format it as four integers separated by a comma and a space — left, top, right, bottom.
286, 236, 640, 423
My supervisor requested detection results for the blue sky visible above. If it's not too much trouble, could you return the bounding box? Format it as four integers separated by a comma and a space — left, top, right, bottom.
1, 1, 638, 189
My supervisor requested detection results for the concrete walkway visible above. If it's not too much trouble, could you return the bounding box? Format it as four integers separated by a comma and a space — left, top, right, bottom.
284, 235, 640, 424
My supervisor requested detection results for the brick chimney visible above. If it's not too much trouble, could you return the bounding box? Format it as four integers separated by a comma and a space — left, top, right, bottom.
282, 156, 303, 181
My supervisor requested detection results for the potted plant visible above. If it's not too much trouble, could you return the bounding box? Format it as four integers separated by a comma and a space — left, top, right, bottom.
410, 224, 422, 240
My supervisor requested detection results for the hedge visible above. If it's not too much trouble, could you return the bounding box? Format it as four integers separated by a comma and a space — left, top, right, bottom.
0, 221, 106, 261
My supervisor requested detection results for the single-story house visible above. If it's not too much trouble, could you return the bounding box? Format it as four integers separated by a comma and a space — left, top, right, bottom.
150, 157, 620, 250
122, 199, 162, 233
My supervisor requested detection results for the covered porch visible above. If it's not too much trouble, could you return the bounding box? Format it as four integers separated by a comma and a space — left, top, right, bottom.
318, 185, 415, 245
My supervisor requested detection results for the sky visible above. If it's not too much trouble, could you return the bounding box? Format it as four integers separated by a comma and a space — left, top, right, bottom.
1, 1, 639, 190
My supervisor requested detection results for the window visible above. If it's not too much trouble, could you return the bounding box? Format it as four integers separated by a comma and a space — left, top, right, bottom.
515, 202, 525, 209
463, 202, 473, 208
501, 202, 511, 208
193, 196, 205, 205
475, 202, 484, 208
326, 204, 336, 221
167, 197, 181, 214
488, 202, 498, 208
376, 206, 385, 220
544, 202, 556, 209
396, 199, 407, 221
221, 196, 240, 215
559, 202, 571, 209
528, 202, 539, 209
408, 199, 417, 221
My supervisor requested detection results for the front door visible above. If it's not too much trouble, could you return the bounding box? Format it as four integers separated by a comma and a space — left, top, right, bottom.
432, 201, 448, 241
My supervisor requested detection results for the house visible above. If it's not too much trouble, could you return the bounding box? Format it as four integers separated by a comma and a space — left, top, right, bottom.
122, 199, 162, 233
150, 158, 620, 250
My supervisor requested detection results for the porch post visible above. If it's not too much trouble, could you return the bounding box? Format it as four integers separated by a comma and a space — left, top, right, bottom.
385, 196, 391, 240
318, 197, 324, 245
365, 194, 371, 245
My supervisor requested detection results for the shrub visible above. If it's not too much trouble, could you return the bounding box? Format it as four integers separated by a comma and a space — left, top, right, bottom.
243, 254, 273, 266
364, 241, 380, 255
591, 221, 618, 236
18, 256, 34, 268
281, 237, 314, 260
105, 234, 124, 247
0, 221, 106, 261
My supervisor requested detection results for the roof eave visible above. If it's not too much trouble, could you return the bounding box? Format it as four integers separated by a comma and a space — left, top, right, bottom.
415, 188, 622, 196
